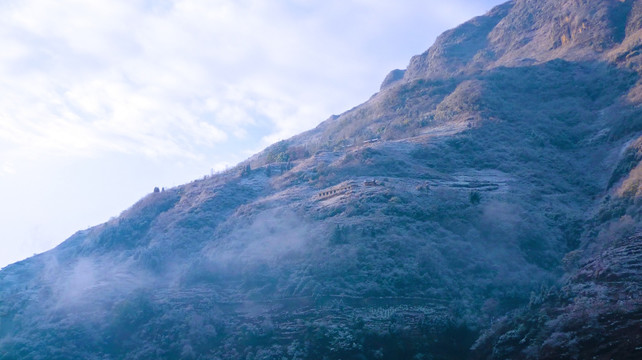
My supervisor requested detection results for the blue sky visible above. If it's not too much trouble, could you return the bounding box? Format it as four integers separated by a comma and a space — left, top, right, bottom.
0, 0, 505, 269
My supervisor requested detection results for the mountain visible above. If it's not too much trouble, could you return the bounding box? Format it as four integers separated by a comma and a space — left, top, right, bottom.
2, 0, 642, 359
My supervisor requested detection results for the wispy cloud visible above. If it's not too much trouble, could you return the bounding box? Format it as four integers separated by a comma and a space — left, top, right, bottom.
0, 0, 499, 170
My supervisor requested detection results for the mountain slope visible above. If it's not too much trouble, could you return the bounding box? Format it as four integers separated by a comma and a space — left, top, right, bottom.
2, 0, 642, 359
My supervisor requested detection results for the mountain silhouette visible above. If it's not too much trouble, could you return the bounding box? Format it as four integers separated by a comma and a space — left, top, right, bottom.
2, 0, 642, 359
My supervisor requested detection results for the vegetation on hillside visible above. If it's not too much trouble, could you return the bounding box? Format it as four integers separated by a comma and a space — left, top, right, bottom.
3, 0, 642, 359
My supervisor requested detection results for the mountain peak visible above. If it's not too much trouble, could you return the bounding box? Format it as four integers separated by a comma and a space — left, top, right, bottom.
402, 0, 641, 82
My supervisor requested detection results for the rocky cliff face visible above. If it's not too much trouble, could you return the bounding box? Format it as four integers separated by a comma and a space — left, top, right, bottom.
2, 0, 642, 359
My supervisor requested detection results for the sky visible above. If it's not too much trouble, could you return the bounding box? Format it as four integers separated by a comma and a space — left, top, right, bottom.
0, 0, 505, 269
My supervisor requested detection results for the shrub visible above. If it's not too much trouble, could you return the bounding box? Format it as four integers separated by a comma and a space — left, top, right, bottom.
266, 140, 290, 163
469, 191, 481, 205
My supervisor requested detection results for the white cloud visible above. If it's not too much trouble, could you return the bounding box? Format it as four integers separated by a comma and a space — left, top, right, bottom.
1, 161, 16, 175
0, 0, 502, 173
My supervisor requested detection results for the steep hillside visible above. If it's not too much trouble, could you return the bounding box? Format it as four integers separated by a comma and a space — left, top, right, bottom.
2, 0, 642, 359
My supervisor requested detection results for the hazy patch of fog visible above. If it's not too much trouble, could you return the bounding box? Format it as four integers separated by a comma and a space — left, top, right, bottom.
480, 200, 523, 239
39, 254, 151, 311
203, 209, 317, 267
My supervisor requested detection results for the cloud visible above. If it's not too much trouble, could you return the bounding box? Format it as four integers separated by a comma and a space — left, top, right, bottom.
0, 0, 501, 172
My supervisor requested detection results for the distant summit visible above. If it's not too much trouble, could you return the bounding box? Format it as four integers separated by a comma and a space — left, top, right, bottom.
380, 69, 405, 90
2, 1, 642, 359
404, 0, 639, 80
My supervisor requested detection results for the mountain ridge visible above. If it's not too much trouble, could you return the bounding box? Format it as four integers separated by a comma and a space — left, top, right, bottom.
2, 0, 642, 359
